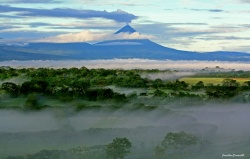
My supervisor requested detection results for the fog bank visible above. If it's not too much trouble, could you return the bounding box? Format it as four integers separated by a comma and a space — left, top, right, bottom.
1, 104, 250, 158
1, 104, 250, 137
1, 59, 250, 70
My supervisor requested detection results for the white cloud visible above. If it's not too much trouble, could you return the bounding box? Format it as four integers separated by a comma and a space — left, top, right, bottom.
240, 0, 250, 3
35, 31, 107, 43
34, 31, 154, 43
72, 0, 148, 6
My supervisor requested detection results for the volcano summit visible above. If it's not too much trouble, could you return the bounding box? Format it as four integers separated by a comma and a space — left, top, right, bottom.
115, 24, 137, 34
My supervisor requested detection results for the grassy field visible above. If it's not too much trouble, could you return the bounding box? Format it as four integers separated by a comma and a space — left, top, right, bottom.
180, 77, 250, 85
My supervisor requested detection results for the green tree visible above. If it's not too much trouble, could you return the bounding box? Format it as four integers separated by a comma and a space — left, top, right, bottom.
242, 81, 250, 90
1, 82, 19, 97
192, 81, 204, 90
105, 137, 132, 159
175, 80, 189, 90
162, 131, 199, 156
222, 78, 239, 87
20, 79, 48, 95
152, 78, 164, 88
205, 85, 238, 99
154, 89, 167, 97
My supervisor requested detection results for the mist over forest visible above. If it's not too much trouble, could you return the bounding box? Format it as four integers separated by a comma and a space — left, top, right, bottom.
0, 65, 250, 159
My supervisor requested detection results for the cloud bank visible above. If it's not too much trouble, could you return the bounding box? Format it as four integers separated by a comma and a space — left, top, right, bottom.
189, 8, 224, 12
0, 5, 137, 23
240, 0, 250, 3
34, 31, 154, 43
0, 0, 58, 3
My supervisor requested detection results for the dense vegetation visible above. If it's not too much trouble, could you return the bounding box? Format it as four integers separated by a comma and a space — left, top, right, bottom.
194, 70, 250, 78
1, 67, 250, 110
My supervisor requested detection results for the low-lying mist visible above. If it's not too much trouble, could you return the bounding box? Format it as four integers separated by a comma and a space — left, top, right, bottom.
0, 76, 29, 85
1, 59, 250, 70
1, 103, 249, 136
141, 72, 196, 80
0, 103, 250, 158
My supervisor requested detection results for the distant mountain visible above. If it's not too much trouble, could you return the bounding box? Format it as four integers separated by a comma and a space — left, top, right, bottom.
0, 45, 65, 61
0, 25, 250, 61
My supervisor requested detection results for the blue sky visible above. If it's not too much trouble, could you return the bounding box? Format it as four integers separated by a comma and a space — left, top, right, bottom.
0, 0, 250, 52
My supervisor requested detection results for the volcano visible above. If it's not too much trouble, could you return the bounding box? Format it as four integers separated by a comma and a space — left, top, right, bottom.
1, 24, 250, 61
